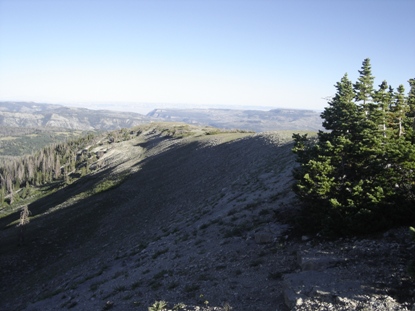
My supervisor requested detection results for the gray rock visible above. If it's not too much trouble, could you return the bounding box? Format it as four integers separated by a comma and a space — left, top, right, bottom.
254, 232, 274, 244
297, 249, 344, 271
283, 270, 362, 310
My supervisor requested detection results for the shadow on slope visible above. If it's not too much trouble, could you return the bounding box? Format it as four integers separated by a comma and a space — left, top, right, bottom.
0, 132, 294, 309
97, 133, 291, 245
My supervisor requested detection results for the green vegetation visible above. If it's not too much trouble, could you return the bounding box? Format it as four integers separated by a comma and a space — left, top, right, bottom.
292, 58, 415, 235
0, 127, 139, 210
173, 302, 187, 310
0, 121, 252, 213
4, 122, 252, 211
0, 127, 89, 157
148, 300, 167, 311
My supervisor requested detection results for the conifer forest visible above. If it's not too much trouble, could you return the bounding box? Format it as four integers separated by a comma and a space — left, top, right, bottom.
0, 129, 134, 207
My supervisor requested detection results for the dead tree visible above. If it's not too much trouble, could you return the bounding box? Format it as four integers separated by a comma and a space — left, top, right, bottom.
17, 205, 31, 245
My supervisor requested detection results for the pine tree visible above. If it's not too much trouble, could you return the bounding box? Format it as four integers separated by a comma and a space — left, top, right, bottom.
292, 59, 415, 234
406, 78, 415, 140
383, 82, 415, 211
389, 85, 407, 137
373, 80, 390, 138
321, 74, 358, 136
354, 58, 375, 109
293, 73, 366, 232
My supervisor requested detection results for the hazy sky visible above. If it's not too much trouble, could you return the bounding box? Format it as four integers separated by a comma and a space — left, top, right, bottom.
0, 0, 414, 113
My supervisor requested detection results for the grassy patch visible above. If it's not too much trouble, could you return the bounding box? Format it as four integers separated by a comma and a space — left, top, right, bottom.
89, 174, 127, 195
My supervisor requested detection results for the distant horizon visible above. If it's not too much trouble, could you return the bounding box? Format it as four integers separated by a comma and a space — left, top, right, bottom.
0, 100, 324, 116
1, 1, 413, 112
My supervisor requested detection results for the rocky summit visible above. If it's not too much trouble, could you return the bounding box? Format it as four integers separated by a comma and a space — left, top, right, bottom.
0, 123, 414, 311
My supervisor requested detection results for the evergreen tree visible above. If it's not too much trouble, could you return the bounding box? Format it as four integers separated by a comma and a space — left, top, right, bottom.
390, 85, 407, 137
373, 80, 390, 138
354, 58, 375, 108
293, 59, 415, 234
321, 74, 358, 136
406, 78, 415, 140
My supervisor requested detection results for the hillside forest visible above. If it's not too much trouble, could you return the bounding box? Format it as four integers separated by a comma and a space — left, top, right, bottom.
0, 125, 238, 210
0, 128, 133, 207
293, 58, 415, 234
0, 127, 92, 157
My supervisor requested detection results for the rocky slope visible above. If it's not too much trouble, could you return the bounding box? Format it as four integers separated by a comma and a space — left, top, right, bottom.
0, 123, 413, 311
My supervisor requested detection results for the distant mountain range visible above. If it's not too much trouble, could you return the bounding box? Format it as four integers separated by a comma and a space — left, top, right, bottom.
0, 102, 151, 130
147, 108, 323, 132
0, 102, 323, 132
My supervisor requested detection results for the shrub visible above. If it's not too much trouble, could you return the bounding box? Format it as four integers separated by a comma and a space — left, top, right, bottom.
148, 300, 167, 311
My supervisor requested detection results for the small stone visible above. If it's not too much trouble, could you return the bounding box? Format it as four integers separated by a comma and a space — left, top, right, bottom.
301, 235, 310, 241
104, 301, 114, 309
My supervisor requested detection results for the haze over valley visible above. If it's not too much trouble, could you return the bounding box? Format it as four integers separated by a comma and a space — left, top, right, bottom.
0, 101, 323, 133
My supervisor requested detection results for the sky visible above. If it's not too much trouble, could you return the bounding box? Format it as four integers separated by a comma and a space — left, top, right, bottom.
0, 0, 414, 114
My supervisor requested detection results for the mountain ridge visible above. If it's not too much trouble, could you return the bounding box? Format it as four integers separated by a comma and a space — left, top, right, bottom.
0, 102, 152, 130
0, 102, 323, 132
0, 123, 413, 311
147, 108, 323, 132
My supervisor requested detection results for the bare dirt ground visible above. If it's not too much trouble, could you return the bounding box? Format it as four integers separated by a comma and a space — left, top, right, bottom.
0, 123, 414, 311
